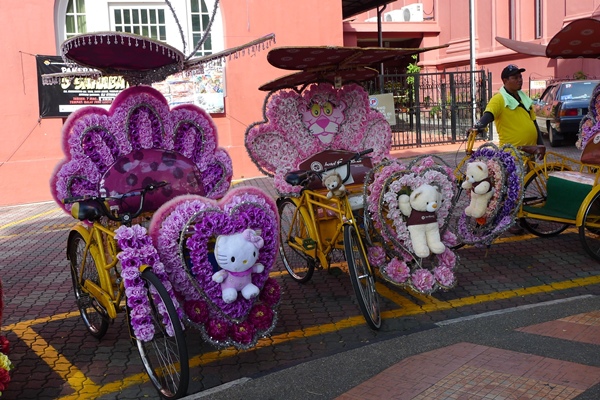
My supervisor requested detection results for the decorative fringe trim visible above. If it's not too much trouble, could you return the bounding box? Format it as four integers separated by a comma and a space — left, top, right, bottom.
41, 33, 276, 86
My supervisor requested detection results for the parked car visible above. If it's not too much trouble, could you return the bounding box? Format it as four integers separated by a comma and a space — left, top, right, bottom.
533, 80, 600, 146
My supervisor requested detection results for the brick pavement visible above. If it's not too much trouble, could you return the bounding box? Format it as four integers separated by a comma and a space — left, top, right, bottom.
1, 140, 599, 399
337, 311, 600, 400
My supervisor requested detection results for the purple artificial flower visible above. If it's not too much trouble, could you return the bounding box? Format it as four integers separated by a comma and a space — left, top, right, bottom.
184, 299, 209, 324
230, 321, 257, 345
259, 278, 281, 306
206, 318, 231, 342
133, 322, 156, 343
248, 304, 274, 331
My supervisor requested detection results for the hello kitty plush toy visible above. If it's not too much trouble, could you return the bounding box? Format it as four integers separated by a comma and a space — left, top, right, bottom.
212, 229, 265, 304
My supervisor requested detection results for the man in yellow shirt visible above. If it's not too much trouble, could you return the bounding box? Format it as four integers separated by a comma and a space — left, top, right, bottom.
473, 64, 543, 234
473, 64, 543, 147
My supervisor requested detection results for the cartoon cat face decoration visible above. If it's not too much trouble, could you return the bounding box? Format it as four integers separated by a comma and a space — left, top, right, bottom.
302, 99, 346, 144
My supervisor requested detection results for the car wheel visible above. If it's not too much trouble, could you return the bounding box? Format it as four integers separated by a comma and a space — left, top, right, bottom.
548, 125, 562, 147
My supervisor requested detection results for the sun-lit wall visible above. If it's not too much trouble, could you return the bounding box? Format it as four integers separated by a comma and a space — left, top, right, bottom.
3, 0, 600, 206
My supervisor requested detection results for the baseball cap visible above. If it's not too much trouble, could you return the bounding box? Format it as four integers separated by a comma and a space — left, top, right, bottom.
501, 64, 526, 79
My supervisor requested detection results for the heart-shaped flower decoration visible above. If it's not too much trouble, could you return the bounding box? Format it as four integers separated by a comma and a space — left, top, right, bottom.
149, 186, 280, 349
364, 156, 459, 294
454, 143, 524, 246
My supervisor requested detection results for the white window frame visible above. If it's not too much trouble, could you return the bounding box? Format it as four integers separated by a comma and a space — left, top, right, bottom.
65, 0, 87, 39
54, 0, 224, 57
109, 5, 168, 41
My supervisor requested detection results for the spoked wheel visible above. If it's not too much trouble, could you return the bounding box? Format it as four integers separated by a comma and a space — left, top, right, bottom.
344, 224, 381, 330
68, 232, 109, 339
521, 167, 569, 236
133, 269, 189, 399
278, 198, 316, 283
579, 190, 600, 262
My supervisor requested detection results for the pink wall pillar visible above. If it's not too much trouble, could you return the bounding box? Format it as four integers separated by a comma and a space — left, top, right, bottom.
218, 0, 345, 181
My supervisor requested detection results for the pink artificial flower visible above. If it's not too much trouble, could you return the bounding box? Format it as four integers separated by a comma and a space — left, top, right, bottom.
368, 246, 386, 268
437, 248, 457, 269
385, 258, 409, 283
433, 266, 455, 288
411, 269, 435, 293
259, 278, 281, 306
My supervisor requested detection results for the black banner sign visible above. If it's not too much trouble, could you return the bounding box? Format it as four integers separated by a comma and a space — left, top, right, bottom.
36, 55, 128, 118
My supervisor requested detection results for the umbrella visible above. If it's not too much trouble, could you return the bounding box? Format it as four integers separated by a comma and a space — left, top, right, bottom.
496, 18, 600, 59
258, 44, 448, 91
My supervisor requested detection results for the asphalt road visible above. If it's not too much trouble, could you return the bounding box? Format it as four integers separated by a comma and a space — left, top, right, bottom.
2, 138, 599, 399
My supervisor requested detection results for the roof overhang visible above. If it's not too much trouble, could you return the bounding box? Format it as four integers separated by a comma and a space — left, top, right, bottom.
342, 0, 394, 19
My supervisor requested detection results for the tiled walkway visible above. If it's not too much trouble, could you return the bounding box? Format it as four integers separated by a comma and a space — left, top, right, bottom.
337, 311, 600, 400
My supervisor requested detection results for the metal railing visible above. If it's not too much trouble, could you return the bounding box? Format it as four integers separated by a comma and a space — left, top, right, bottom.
364, 69, 491, 148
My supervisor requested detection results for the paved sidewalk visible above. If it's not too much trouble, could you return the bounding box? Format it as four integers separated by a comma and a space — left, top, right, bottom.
2, 139, 598, 399
187, 295, 600, 400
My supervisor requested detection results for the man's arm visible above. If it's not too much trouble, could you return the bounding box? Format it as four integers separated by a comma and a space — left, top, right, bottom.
533, 120, 543, 145
474, 111, 494, 130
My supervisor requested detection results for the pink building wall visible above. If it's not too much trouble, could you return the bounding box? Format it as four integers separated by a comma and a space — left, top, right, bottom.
2, 0, 600, 206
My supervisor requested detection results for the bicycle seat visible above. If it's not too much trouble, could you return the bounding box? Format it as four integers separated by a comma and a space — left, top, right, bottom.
284, 170, 310, 186
71, 199, 104, 221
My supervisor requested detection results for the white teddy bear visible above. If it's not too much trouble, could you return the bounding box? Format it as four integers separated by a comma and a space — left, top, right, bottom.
462, 161, 494, 219
399, 184, 446, 258
212, 229, 265, 304
323, 171, 347, 199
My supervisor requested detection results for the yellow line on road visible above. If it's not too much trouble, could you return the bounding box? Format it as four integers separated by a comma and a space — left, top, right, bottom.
0, 209, 61, 231
13, 325, 101, 396
383, 274, 600, 318
8, 273, 600, 398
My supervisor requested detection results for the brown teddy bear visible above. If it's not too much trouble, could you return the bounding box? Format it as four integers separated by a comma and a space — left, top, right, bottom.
323, 172, 347, 199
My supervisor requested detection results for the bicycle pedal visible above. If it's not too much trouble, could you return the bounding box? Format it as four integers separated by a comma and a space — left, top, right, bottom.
302, 238, 317, 250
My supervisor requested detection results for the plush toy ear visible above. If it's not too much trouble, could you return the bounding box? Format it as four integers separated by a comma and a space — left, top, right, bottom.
411, 189, 422, 202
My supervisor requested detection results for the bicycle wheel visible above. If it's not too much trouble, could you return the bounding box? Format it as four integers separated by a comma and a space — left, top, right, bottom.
579, 190, 600, 262
132, 269, 189, 399
278, 198, 316, 283
521, 166, 569, 236
68, 232, 109, 339
344, 224, 381, 330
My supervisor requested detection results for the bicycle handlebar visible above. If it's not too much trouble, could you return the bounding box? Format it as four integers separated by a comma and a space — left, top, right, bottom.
63, 181, 169, 223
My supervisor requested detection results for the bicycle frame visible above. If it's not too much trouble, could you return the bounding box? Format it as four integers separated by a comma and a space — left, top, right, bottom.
68, 221, 125, 320
284, 185, 370, 271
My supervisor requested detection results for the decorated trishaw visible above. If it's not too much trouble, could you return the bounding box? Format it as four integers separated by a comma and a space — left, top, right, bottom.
39, 0, 600, 396
45, 1, 282, 398
243, 44, 528, 320
492, 17, 600, 261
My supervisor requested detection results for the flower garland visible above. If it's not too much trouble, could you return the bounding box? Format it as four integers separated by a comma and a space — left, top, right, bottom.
0, 346, 11, 397
0, 278, 12, 396
244, 82, 392, 195
456, 144, 524, 246
51, 86, 232, 214
150, 187, 281, 349
115, 224, 183, 342
365, 156, 459, 294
